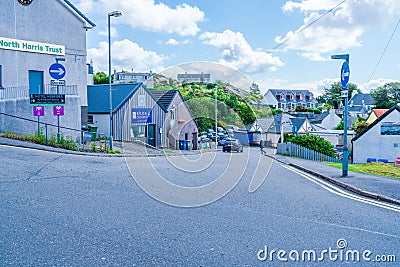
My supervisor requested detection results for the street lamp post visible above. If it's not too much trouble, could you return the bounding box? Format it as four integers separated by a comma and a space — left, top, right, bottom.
331, 54, 350, 177
108, 11, 122, 151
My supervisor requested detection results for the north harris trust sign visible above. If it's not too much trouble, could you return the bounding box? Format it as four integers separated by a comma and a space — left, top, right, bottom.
0, 36, 65, 56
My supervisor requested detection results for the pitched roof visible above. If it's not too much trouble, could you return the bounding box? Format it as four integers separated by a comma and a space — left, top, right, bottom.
151, 90, 179, 109
352, 105, 400, 142
62, 0, 96, 28
349, 93, 375, 106
373, 109, 388, 118
269, 113, 295, 133
87, 83, 144, 113
290, 118, 307, 132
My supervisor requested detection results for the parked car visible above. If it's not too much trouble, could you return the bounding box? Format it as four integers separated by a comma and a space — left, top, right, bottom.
222, 140, 243, 152
218, 137, 235, 146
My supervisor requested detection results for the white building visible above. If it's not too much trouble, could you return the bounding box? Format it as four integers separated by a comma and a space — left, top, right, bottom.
0, 0, 94, 138
352, 106, 400, 163
113, 71, 154, 88
264, 89, 317, 111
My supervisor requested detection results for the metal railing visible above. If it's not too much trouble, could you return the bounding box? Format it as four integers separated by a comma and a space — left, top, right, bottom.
0, 84, 78, 100
277, 142, 341, 163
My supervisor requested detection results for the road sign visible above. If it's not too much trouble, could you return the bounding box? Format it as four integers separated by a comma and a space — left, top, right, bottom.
49, 63, 66, 80
341, 61, 350, 89
33, 106, 44, 116
83, 132, 94, 143
341, 90, 348, 98
51, 80, 66, 86
30, 94, 65, 106
53, 105, 64, 116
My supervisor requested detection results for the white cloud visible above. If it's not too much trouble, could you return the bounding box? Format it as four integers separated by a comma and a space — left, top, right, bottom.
98, 26, 118, 38
164, 38, 191, 46
199, 29, 284, 74
87, 39, 167, 73
277, 0, 400, 58
166, 38, 179, 46
283, 0, 339, 13
360, 78, 400, 93
77, 0, 205, 36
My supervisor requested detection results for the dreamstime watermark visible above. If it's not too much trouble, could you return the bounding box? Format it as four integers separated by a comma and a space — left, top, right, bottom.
123, 62, 274, 207
257, 238, 397, 263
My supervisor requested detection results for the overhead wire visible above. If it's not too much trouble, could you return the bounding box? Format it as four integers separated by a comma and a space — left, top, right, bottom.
367, 18, 400, 82
272, 0, 347, 50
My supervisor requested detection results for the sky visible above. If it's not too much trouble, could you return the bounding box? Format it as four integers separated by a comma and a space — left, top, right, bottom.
71, 0, 400, 95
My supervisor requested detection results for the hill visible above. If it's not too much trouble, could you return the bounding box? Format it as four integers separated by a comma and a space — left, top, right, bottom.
152, 74, 275, 131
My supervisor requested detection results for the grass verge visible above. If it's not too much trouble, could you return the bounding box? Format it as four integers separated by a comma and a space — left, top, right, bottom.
326, 162, 400, 178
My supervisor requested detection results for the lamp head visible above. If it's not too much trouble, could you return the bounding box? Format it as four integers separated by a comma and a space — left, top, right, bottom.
108, 11, 122, 17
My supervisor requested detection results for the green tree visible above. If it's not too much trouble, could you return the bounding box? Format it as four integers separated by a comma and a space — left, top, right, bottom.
93, 72, 109, 84
371, 82, 400, 109
322, 82, 361, 109
249, 82, 260, 95
353, 119, 369, 134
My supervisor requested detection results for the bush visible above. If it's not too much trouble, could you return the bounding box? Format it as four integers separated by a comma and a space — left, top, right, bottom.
286, 134, 335, 157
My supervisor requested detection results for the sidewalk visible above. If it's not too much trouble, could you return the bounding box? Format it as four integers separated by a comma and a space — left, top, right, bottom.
0, 137, 208, 157
264, 148, 400, 205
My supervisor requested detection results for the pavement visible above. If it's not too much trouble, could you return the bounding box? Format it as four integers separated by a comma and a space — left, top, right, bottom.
1, 136, 399, 206
263, 147, 400, 205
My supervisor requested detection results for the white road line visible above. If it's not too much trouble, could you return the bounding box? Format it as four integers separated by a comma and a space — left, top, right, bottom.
281, 164, 400, 213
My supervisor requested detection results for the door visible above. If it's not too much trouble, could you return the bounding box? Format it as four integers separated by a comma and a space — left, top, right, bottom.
148, 124, 156, 147
29, 70, 44, 94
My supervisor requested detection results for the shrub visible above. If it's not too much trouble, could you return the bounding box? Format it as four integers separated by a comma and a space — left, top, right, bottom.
286, 134, 335, 157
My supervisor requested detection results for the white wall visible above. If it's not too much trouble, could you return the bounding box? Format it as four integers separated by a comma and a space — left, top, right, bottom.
264, 91, 278, 108
91, 114, 109, 136
353, 111, 400, 163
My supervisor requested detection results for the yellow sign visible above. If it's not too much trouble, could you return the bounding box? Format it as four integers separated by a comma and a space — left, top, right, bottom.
0, 37, 65, 56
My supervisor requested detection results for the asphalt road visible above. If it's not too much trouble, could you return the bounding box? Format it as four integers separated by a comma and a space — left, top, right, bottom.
0, 145, 399, 266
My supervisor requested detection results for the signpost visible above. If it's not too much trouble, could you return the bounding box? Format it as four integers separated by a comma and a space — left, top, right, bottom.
30, 94, 65, 106
33, 106, 44, 134
51, 80, 65, 86
49, 63, 66, 80
332, 54, 350, 177
49, 61, 66, 142
53, 106, 64, 116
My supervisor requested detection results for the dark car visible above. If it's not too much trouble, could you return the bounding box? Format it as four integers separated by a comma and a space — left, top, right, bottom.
222, 140, 243, 152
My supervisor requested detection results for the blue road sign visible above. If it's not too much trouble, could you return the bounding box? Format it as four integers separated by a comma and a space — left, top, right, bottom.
49, 63, 66, 80
341, 61, 350, 89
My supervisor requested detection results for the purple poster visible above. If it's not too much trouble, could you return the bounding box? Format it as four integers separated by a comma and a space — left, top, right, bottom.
33, 106, 45, 116
53, 106, 64, 116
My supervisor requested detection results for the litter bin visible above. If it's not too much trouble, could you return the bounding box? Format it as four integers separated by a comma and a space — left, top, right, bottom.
179, 140, 184, 150
185, 140, 191, 151
88, 124, 98, 141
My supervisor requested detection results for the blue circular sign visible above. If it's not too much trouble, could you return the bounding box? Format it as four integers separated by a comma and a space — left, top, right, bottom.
49, 63, 66, 80
341, 61, 350, 88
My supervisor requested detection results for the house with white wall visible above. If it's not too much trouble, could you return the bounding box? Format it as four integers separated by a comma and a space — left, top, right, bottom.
264, 89, 317, 111
352, 106, 400, 163
0, 0, 95, 139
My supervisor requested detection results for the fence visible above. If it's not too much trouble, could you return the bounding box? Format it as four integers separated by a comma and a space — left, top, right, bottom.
277, 142, 341, 163
0, 84, 78, 100
0, 112, 107, 151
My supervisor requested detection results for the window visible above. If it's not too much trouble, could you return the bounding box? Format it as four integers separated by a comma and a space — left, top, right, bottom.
170, 109, 175, 120
0, 65, 3, 88
88, 115, 94, 124
299, 93, 304, 100
131, 125, 146, 138
381, 122, 400, 135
